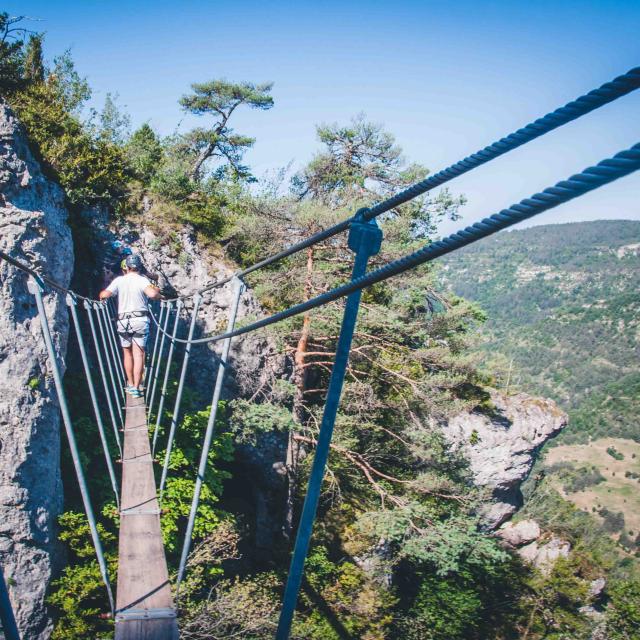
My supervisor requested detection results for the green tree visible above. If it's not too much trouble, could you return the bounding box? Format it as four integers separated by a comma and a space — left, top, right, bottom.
99, 92, 130, 144
0, 12, 28, 90
231, 119, 489, 620
50, 49, 91, 112
179, 79, 274, 182
291, 113, 465, 236
126, 123, 163, 182
11, 78, 128, 207
23, 32, 44, 82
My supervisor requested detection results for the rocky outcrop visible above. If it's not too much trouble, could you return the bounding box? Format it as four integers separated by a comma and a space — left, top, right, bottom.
443, 390, 567, 528
497, 519, 574, 576
0, 102, 73, 637
496, 519, 541, 547
519, 536, 571, 574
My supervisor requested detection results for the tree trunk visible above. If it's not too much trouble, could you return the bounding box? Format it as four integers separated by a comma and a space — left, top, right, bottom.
284, 246, 314, 538
189, 142, 215, 183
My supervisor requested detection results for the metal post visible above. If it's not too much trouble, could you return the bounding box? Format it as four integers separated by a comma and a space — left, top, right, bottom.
84, 301, 123, 458
28, 278, 115, 614
103, 300, 126, 383
147, 302, 173, 424
0, 562, 20, 640
175, 277, 244, 591
94, 302, 124, 425
152, 300, 183, 455
275, 215, 382, 640
99, 302, 126, 388
67, 295, 120, 507
158, 294, 202, 499
146, 300, 159, 367
146, 301, 166, 401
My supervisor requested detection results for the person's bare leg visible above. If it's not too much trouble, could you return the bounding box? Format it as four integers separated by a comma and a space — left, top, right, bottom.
123, 345, 134, 387
132, 342, 145, 389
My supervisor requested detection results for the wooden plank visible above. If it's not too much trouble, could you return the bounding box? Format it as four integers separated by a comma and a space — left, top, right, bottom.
115, 395, 179, 639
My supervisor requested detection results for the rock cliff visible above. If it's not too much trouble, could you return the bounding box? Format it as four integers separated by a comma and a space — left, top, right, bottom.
0, 102, 73, 638
443, 390, 567, 528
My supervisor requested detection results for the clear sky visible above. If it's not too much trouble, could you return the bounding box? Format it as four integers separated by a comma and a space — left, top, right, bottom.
7, 0, 640, 236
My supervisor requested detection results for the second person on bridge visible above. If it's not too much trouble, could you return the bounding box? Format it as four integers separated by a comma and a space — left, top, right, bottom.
99, 254, 161, 398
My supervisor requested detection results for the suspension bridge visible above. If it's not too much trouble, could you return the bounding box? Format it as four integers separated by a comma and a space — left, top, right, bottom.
0, 66, 639, 640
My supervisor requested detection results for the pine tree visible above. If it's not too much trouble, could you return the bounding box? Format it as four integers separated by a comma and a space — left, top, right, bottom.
179, 79, 274, 182
23, 33, 44, 82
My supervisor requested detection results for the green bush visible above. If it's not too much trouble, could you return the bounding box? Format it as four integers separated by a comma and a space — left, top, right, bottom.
606, 578, 640, 639
10, 79, 129, 208
48, 512, 116, 640
607, 446, 625, 461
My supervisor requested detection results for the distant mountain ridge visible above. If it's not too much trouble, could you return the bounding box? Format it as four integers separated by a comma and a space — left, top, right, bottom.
440, 220, 640, 444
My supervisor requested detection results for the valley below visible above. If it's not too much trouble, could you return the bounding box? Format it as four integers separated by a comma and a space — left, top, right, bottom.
441, 219, 640, 555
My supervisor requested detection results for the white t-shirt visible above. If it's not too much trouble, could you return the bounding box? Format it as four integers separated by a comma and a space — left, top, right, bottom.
106, 273, 152, 316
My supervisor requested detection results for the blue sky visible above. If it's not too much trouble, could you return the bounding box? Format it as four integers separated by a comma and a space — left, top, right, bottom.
7, 0, 640, 235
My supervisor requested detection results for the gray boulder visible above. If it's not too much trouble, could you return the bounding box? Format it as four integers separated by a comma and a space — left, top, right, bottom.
497, 519, 541, 547
518, 536, 571, 574
0, 101, 73, 638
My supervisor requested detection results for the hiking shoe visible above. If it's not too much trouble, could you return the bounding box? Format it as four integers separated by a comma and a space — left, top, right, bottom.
129, 388, 143, 398
125, 385, 137, 396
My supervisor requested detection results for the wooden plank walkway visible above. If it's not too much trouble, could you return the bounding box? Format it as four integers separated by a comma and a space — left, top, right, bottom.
115, 394, 179, 639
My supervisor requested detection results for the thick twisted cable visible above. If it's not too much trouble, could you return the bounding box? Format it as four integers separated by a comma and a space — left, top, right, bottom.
147, 302, 174, 423
1, 68, 638, 305
363, 67, 640, 219
150, 143, 640, 345
158, 65, 640, 302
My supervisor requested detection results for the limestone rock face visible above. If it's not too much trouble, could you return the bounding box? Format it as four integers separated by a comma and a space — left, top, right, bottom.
0, 101, 73, 638
443, 391, 567, 528
518, 536, 571, 574
497, 519, 541, 547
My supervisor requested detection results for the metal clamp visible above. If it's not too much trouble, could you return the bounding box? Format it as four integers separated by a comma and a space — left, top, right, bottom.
120, 508, 161, 516
115, 607, 176, 621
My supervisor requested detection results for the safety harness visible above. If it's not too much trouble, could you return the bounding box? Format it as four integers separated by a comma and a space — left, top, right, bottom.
117, 310, 149, 342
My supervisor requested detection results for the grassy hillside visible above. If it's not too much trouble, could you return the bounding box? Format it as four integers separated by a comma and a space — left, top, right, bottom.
544, 438, 640, 545
440, 219, 640, 444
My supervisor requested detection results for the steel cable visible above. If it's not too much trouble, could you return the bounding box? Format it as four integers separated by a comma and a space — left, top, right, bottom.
147, 143, 640, 345
159, 65, 640, 302
2, 67, 638, 306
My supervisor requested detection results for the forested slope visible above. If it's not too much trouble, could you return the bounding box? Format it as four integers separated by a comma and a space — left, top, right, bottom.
441, 220, 640, 444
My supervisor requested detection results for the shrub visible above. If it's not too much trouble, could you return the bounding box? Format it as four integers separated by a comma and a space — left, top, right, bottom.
10, 79, 129, 208
606, 579, 640, 639
606, 446, 624, 461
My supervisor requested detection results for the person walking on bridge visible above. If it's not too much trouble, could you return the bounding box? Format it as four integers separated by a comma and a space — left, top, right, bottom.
99, 254, 161, 398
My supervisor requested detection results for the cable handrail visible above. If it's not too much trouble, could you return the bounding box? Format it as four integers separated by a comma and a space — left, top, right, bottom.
145, 142, 640, 346
2, 66, 638, 307
158, 64, 640, 302
1, 65, 639, 639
